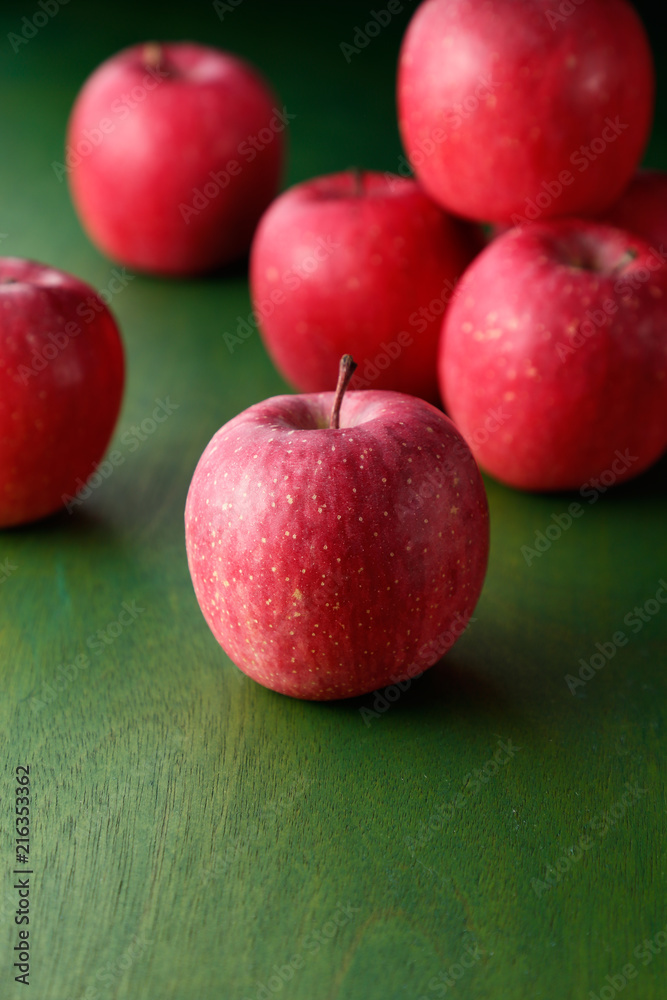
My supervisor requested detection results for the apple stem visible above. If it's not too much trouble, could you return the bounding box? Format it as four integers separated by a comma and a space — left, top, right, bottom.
350, 167, 363, 197
612, 248, 639, 274
143, 41, 166, 73
329, 355, 357, 429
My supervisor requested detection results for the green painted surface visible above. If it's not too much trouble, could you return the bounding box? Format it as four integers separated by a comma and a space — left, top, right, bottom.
1, 2, 666, 998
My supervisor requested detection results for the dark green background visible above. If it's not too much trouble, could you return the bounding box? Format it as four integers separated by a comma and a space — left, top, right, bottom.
1, 2, 666, 998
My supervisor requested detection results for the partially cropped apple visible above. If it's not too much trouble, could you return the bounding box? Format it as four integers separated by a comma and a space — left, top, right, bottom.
0, 258, 125, 527
397, 0, 654, 223
601, 169, 667, 249
185, 357, 489, 700
249, 170, 479, 403
65, 42, 285, 276
439, 220, 667, 491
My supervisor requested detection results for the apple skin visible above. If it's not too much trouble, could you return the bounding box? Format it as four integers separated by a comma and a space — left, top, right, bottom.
249, 170, 479, 403
601, 169, 667, 249
438, 219, 667, 492
397, 0, 654, 223
67, 42, 284, 276
185, 388, 489, 700
0, 258, 125, 528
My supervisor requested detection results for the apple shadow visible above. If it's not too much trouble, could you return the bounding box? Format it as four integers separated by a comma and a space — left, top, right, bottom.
124, 252, 251, 287
199, 253, 251, 283
608, 449, 667, 500
485, 449, 667, 508
316, 645, 519, 732
3, 503, 126, 550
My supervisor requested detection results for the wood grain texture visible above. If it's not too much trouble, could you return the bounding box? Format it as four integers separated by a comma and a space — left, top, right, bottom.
1, 2, 666, 998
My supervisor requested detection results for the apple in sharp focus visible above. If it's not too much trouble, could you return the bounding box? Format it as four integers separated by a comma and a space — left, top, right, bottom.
601, 169, 667, 249
438, 219, 667, 492
66, 42, 285, 276
0, 258, 125, 527
249, 170, 479, 404
185, 357, 489, 700
397, 0, 654, 223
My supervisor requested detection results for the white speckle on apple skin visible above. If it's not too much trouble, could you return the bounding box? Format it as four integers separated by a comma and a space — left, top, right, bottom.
185, 388, 489, 700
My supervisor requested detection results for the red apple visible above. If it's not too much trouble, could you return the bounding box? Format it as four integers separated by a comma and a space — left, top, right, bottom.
249, 170, 479, 404
438, 219, 667, 492
601, 169, 667, 249
0, 258, 125, 527
65, 42, 285, 276
397, 0, 654, 224
185, 357, 489, 700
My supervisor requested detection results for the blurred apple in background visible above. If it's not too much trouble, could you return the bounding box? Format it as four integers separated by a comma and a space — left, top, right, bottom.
0, 258, 124, 528
250, 170, 479, 404
439, 220, 667, 491
65, 42, 286, 276
397, 0, 654, 224
601, 169, 667, 248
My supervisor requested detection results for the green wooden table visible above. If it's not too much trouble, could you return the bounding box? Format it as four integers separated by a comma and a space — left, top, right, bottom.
2, 2, 666, 997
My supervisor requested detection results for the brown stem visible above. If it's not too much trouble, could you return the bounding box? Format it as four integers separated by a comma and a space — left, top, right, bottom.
143, 41, 165, 72
612, 248, 639, 275
350, 167, 363, 197
329, 355, 357, 429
